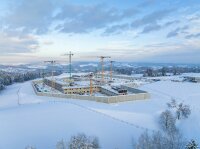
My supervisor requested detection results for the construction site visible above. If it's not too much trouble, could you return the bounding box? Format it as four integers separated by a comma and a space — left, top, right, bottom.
32, 52, 150, 103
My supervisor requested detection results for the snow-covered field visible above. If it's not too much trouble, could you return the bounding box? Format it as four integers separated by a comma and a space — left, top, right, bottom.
0, 75, 199, 149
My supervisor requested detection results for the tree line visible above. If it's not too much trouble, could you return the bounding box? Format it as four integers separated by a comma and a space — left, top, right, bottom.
0, 70, 62, 91
114, 66, 200, 76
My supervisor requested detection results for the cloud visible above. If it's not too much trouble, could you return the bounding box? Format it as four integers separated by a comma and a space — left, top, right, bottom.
128, 9, 177, 35
144, 48, 200, 64
0, 32, 39, 54
140, 23, 161, 34
3, 1, 139, 34
163, 20, 179, 27
141, 20, 180, 34
55, 4, 138, 33
137, 39, 200, 63
136, 20, 179, 35
121, 8, 139, 18
104, 18, 179, 36
167, 30, 179, 38
103, 24, 130, 35
187, 14, 200, 21
131, 9, 173, 28
43, 41, 54, 45
138, 0, 157, 8
185, 33, 200, 39
3, 0, 55, 34
166, 25, 189, 38
1, 0, 176, 36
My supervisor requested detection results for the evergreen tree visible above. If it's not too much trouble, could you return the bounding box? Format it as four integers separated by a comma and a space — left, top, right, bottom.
186, 140, 199, 149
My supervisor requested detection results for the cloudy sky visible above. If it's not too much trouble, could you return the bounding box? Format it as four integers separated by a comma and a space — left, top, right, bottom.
0, 0, 200, 64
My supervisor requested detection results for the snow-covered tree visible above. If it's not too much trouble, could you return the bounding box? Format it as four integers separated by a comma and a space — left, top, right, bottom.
134, 131, 167, 149
68, 133, 100, 149
133, 130, 186, 149
0, 79, 4, 90
135, 130, 152, 149
186, 139, 199, 149
167, 131, 186, 149
167, 99, 191, 120
159, 110, 176, 134
56, 139, 66, 149
161, 67, 167, 76
25, 146, 36, 149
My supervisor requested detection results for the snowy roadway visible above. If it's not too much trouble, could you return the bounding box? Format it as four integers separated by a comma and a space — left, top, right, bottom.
0, 79, 199, 149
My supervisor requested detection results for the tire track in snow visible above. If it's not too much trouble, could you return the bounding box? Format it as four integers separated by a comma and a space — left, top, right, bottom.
17, 87, 21, 106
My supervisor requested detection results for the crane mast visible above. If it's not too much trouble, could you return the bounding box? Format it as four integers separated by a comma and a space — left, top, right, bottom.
64, 51, 74, 84
110, 61, 115, 82
44, 60, 56, 92
89, 73, 93, 96
98, 56, 111, 83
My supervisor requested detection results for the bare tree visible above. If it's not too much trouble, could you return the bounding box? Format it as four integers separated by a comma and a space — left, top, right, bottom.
56, 139, 66, 149
159, 110, 176, 134
133, 130, 186, 149
135, 130, 152, 149
151, 131, 168, 149
166, 131, 186, 149
167, 99, 191, 120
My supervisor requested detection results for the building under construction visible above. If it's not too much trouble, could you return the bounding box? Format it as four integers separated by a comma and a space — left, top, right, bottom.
42, 74, 148, 97
44, 77, 99, 95
32, 54, 150, 103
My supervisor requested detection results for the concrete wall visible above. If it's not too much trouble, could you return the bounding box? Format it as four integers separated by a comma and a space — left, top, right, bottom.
44, 79, 64, 93
32, 80, 150, 103
107, 93, 150, 103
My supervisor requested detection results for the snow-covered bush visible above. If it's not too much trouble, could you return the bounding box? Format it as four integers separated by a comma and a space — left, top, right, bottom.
167, 99, 191, 120
159, 110, 177, 134
133, 130, 186, 149
186, 139, 199, 149
68, 133, 100, 149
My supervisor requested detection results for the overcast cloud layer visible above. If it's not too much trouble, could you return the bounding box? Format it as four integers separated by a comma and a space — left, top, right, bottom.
0, 0, 200, 64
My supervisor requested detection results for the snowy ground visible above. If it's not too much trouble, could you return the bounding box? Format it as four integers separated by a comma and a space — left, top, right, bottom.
0, 74, 200, 149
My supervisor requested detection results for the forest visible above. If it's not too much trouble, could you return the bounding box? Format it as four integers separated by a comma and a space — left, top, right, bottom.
0, 70, 62, 91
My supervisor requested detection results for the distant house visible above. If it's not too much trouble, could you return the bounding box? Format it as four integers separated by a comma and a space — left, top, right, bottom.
184, 76, 200, 83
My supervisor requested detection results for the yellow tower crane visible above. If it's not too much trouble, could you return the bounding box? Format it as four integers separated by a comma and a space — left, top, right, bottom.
63, 51, 74, 84
89, 73, 93, 96
98, 56, 111, 83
